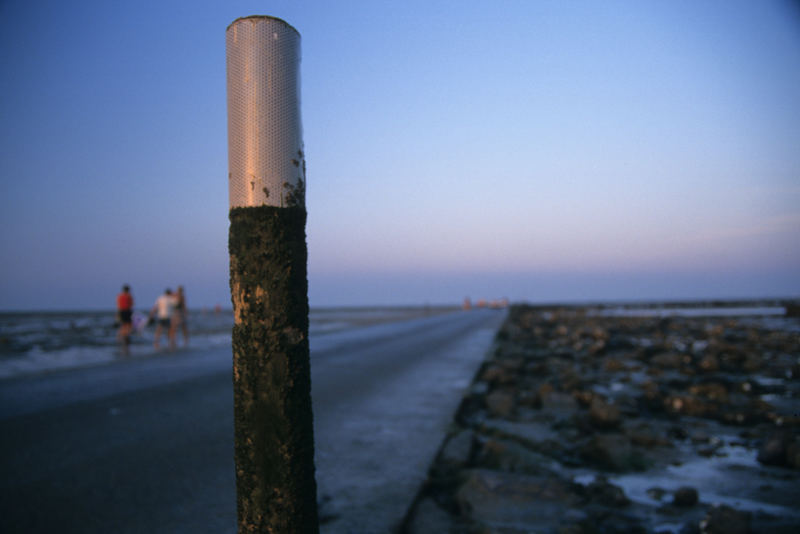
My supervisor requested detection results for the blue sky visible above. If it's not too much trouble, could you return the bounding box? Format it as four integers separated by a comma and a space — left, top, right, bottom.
1, 0, 798, 310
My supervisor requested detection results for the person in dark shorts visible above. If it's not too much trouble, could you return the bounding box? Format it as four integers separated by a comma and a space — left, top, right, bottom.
116, 284, 134, 355
150, 288, 177, 350
172, 285, 189, 347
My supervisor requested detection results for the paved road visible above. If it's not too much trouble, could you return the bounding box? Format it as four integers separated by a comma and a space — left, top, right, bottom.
0, 309, 505, 533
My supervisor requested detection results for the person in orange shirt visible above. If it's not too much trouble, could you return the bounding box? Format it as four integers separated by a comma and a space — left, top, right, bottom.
117, 284, 134, 355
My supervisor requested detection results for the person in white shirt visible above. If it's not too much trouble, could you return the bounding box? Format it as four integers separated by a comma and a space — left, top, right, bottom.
150, 288, 177, 350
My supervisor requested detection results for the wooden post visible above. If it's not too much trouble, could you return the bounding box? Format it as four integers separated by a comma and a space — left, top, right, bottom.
226, 16, 318, 533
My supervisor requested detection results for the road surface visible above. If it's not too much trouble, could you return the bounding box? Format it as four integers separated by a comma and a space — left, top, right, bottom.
0, 308, 505, 533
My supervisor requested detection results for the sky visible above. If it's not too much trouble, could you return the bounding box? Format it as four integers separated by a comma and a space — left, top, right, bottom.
1, 0, 799, 310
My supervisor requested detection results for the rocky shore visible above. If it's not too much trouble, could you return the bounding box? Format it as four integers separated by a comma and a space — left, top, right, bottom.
401, 304, 800, 534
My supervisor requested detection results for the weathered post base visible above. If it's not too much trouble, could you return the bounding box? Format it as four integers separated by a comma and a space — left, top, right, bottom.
229, 205, 319, 533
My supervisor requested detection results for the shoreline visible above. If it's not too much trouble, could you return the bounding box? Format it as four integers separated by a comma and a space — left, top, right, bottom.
0, 306, 463, 381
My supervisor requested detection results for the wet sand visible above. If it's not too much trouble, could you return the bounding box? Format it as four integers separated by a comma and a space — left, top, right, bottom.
403, 303, 800, 534
0, 309, 505, 533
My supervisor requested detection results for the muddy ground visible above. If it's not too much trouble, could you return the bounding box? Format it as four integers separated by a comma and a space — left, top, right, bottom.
402, 303, 800, 534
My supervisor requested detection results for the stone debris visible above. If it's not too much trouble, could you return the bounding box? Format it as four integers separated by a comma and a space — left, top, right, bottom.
401, 304, 800, 534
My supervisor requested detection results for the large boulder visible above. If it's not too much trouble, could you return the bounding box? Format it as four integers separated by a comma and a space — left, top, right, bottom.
455, 469, 581, 531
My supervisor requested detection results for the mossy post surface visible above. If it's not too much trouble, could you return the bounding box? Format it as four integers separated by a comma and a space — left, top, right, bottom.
229, 205, 319, 533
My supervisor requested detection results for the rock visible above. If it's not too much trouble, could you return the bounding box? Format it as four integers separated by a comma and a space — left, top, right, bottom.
742, 353, 763, 373
688, 382, 728, 403
589, 397, 621, 429
591, 327, 609, 340
646, 487, 668, 501
689, 430, 712, 444
485, 389, 516, 418
757, 430, 800, 468
476, 437, 560, 476
583, 512, 648, 534
579, 433, 648, 472
668, 425, 689, 440
556, 523, 586, 534
455, 469, 580, 531
757, 430, 791, 466
698, 354, 720, 373
626, 422, 669, 448
540, 390, 579, 418
697, 446, 718, 458
573, 390, 594, 407
470, 381, 489, 396
405, 498, 454, 534
482, 364, 515, 386
651, 352, 685, 369
701, 504, 751, 534
715, 346, 750, 373
665, 395, 716, 418
786, 437, 800, 469
584, 476, 630, 507
673, 486, 698, 507
480, 419, 561, 446
640, 380, 664, 411
558, 369, 583, 391
517, 389, 539, 408
606, 334, 636, 351
439, 430, 474, 466
603, 358, 627, 372
588, 338, 607, 355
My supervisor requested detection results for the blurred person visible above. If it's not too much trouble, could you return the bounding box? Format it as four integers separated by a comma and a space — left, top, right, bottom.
150, 288, 177, 350
172, 285, 189, 347
116, 284, 134, 355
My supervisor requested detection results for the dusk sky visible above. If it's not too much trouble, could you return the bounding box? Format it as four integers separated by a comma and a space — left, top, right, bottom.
1, 1, 799, 311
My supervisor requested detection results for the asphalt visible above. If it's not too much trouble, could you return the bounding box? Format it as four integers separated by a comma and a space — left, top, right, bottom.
0, 308, 505, 533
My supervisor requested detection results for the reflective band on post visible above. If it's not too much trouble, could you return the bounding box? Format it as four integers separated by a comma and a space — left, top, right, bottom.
226, 16, 304, 209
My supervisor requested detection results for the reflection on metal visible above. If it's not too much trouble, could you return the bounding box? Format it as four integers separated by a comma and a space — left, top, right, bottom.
226, 16, 304, 208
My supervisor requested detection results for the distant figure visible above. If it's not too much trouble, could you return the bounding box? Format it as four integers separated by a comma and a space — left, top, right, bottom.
150, 288, 177, 350
172, 285, 189, 347
116, 284, 134, 355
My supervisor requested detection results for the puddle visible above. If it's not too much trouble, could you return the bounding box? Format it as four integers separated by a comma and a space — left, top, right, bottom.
608, 442, 800, 518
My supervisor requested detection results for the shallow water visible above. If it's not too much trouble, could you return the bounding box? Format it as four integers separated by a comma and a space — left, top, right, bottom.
0, 307, 457, 379
594, 306, 787, 318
